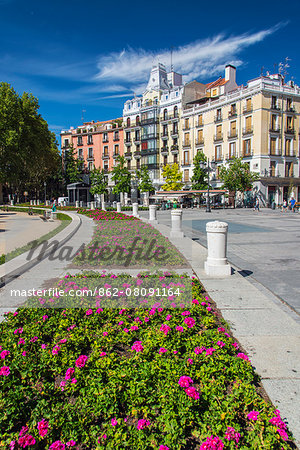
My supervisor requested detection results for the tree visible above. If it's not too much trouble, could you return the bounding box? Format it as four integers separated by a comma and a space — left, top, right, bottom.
63, 145, 83, 185
89, 168, 108, 198
191, 150, 208, 189
136, 166, 155, 206
111, 155, 131, 203
218, 157, 259, 207
161, 163, 183, 191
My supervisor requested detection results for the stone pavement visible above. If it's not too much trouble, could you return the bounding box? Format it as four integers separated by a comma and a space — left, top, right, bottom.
0, 211, 59, 254
140, 213, 300, 446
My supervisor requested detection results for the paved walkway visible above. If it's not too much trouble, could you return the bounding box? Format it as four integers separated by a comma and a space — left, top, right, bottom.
140, 213, 300, 446
0, 211, 59, 254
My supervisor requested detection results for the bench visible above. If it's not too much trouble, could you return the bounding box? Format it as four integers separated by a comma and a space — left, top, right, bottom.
39, 210, 51, 221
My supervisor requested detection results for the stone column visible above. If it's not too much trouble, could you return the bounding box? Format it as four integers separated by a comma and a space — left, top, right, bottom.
117, 202, 121, 213
204, 221, 231, 276
149, 205, 158, 224
10, 200, 14, 206
170, 210, 184, 238
36, 200, 40, 205
33, 200, 36, 206
90, 201, 95, 210
132, 202, 139, 217
102, 201, 106, 211
79, 201, 83, 208
75, 200, 80, 208
30, 200, 33, 205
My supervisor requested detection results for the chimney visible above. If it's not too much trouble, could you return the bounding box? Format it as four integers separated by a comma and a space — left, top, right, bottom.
225, 65, 236, 83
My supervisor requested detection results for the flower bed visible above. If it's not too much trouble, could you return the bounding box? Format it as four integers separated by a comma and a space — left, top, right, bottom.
0, 274, 294, 449
73, 219, 187, 268
77, 208, 138, 221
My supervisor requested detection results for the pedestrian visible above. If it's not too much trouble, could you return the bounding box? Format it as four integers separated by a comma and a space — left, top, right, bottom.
254, 197, 260, 211
282, 200, 287, 212
51, 198, 57, 213
290, 197, 296, 212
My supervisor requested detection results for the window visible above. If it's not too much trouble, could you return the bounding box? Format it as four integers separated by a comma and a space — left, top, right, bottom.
163, 109, 168, 120
136, 115, 140, 124
88, 162, 94, 171
87, 134, 93, 144
103, 132, 108, 142
230, 121, 237, 137
215, 145, 222, 161
246, 98, 252, 111
184, 169, 189, 182
184, 133, 190, 146
127, 160, 131, 170
198, 114, 203, 126
243, 139, 251, 156
127, 117, 131, 127
230, 104, 236, 116
271, 114, 277, 130
164, 155, 168, 166
114, 144, 119, 155
285, 162, 293, 177
174, 106, 178, 117
64, 139, 69, 147
285, 139, 292, 156
216, 109, 222, 120
212, 88, 217, 96
77, 136, 82, 145
163, 125, 168, 136
184, 118, 189, 130
135, 130, 140, 141
174, 154, 178, 164
287, 98, 292, 111
216, 125, 222, 138
114, 131, 119, 141
136, 159, 140, 169
88, 148, 93, 158
126, 131, 131, 142
270, 137, 277, 155
184, 151, 189, 165
78, 149, 83, 158
286, 116, 293, 131
271, 96, 277, 109
173, 122, 178, 134
229, 142, 236, 158
104, 146, 108, 156
245, 116, 252, 130
197, 129, 203, 144
270, 161, 276, 177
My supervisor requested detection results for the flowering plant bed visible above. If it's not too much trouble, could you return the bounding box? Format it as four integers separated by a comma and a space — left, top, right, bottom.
77, 208, 138, 221
0, 274, 295, 449
72, 219, 187, 268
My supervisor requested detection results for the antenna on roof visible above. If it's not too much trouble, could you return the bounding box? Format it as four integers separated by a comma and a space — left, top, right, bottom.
170, 46, 174, 72
260, 66, 264, 76
81, 109, 86, 123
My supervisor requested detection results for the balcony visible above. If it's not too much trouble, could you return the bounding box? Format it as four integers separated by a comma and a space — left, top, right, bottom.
141, 133, 158, 140
213, 133, 223, 142
134, 150, 141, 159
226, 153, 237, 160
195, 138, 204, 146
102, 138, 109, 143
269, 126, 280, 133
77, 141, 83, 146
171, 130, 178, 138
181, 160, 191, 166
161, 132, 168, 140
161, 146, 168, 155
242, 126, 253, 136
125, 139, 132, 146
228, 130, 238, 139
161, 114, 169, 123
124, 152, 132, 159
243, 105, 253, 114
102, 153, 109, 160
87, 140, 93, 145
285, 150, 295, 157
242, 150, 253, 158
285, 127, 295, 135
103, 168, 109, 174
113, 136, 120, 142
169, 113, 179, 121
171, 144, 179, 153
183, 125, 190, 131
214, 154, 223, 162
269, 149, 281, 156
147, 163, 159, 170
214, 115, 223, 123
270, 104, 280, 111
286, 106, 296, 113
228, 110, 237, 118
182, 141, 191, 148
112, 152, 120, 159
140, 118, 159, 126
196, 121, 203, 128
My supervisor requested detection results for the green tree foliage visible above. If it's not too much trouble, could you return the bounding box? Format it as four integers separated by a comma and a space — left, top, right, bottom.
137, 166, 154, 194
218, 157, 259, 206
63, 145, 83, 185
0, 82, 60, 197
89, 168, 108, 197
191, 150, 208, 189
111, 155, 131, 196
161, 163, 183, 191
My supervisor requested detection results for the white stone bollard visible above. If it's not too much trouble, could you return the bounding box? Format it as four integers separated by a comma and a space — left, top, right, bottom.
102, 201, 106, 211
149, 205, 158, 224
90, 201, 95, 210
36, 200, 40, 205
132, 202, 139, 217
117, 202, 121, 213
30, 200, 33, 205
33, 200, 37, 205
204, 221, 231, 277
79, 201, 83, 208
10, 200, 14, 206
75, 201, 80, 208
45, 200, 50, 206
170, 210, 184, 238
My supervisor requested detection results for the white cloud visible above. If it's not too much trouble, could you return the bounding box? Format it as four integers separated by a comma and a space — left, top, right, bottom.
95, 23, 286, 88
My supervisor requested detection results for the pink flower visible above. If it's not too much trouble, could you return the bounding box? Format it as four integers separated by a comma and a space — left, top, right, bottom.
192, 299, 199, 305
66, 441, 76, 447
30, 336, 38, 343
176, 326, 184, 332
181, 310, 191, 315
130, 325, 139, 331
247, 410, 259, 421
200, 435, 224, 449
217, 341, 225, 348
159, 446, 170, 450
49, 441, 66, 450
59, 338, 67, 343
0, 366, 10, 376
37, 418, 49, 437
0, 350, 10, 359
71, 378, 77, 384
277, 428, 289, 441
185, 386, 200, 399
22, 351, 26, 356
137, 419, 151, 430
158, 347, 168, 354
178, 376, 194, 388
52, 345, 61, 355
18, 434, 36, 448
165, 314, 172, 321
75, 355, 88, 368
98, 435, 107, 442
18, 338, 25, 345
184, 317, 195, 328
206, 348, 216, 356
65, 367, 75, 380
103, 331, 108, 336
187, 358, 193, 364
41, 344, 47, 349
19, 426, 28, 437
225, 427, 240, 444
100, 352, 106, 357
160, 324, 171, 335
86, 309, 93, 315
14, 327, 23, 334
206, 306, 212, 312
131, 341, 144, 352
42, 315, 48, 321
9, 441, 16, 449
194, 346, 205, 354
269, 412, 286, 429
111, 417, 118, 426
237, 352, 250, 361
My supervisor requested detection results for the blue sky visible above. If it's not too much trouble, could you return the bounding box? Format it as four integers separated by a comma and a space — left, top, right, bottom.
1, 0, 299, 145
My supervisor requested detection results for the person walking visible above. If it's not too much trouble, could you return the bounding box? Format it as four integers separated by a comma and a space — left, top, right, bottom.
282, 200, 287, 212
254, 197, 260, 211
290, 197, 296, 212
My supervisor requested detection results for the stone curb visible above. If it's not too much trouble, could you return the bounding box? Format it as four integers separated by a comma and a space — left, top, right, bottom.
0, 208, 81, 286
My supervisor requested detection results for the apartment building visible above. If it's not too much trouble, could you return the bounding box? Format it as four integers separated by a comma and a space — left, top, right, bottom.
61, 119, 124, 173
123, 63, 205, 188
182, 68, 300, 205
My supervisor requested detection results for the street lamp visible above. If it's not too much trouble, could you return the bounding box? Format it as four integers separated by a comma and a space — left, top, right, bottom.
44, 181, 47, 205
199, 158, 217, 213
